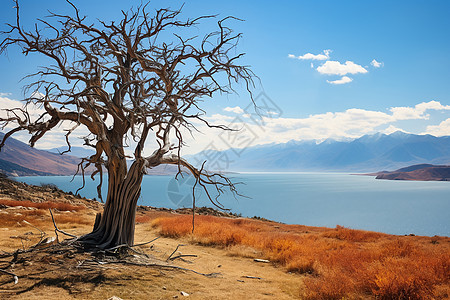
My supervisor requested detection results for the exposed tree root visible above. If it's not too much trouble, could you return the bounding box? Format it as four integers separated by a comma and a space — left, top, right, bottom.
0, 211, 217, 297
0, 232, 219, 296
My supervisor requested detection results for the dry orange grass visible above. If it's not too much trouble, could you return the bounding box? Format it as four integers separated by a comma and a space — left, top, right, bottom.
135, 214, 154, 224
0, 208, 90, 228
0, 198, 85, 211
0, 209, 47, 227
152, 215, 450, 299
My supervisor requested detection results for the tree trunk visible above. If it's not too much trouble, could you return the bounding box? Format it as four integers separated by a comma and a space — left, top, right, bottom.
79, 160, 145, 249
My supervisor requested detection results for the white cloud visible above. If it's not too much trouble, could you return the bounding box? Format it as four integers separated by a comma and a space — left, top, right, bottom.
288, 49, 331, 61
415, 100, 450, 111
424, 118, 450, 136
206, 113, 235, 121
182, 100, 450, 154
317, 60, 368, 76
390, 106, 426, 120
390, 100, 450, 120
327, 76, 353, 85
224, 106, 244, 114
0, 96, 25, 110
3, 92, 450, 155
0, 95, 89, 149
0, 96, 45, 122
371, 59, 383, 68
192, 108, 392, 150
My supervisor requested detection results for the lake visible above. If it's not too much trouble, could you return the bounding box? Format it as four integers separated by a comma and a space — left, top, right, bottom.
15, 173, 450, 237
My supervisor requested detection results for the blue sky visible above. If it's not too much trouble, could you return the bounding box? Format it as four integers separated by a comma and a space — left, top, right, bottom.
1, 0, 450, 153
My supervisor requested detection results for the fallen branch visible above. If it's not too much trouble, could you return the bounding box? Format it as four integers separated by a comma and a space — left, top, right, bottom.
0, 268, 18, 284
133, 237, 160, 247
22, 220, 46, 245
167, 244, 185, 261
104, 237, 160, 253
168, 254, 198, 262
49, 208, 78, 242
102, 237, 162, 258
92, 260, 221, 278
0, 243, 56, 259
242, 275, 263, 280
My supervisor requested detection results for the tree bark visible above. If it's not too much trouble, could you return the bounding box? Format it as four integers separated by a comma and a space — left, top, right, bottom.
79, 160, 145, 249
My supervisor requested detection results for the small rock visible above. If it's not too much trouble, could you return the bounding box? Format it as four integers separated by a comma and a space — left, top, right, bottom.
107, 297, 123, 300
217, 265, 222, 268
254, 259, 270, 263
162, 286, 167, 290
180, 291, 189, 296
41, 236, 56, 244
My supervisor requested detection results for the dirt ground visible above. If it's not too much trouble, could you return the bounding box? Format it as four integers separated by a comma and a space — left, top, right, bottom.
0, 210, 303, 299
0, 178, 304, 299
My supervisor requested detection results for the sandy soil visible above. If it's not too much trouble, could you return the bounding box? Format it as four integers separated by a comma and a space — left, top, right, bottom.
0, 211, 303, 299
0, 178, 303, 299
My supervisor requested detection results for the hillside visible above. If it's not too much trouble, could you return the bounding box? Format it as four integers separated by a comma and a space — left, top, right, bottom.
0, 133, 82, 176
192, 131, 450, 172
0, 133, 189, 176
0, 158, 52, 176
373, 164, 450, 181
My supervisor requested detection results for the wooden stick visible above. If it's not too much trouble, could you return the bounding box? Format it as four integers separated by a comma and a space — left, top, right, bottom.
49, 209, 78, 241
0, 268, 18, 284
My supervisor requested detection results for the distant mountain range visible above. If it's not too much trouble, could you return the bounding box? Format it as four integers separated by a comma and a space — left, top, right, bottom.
191, 131, 450, 172
1, 131, 450, 176
45, 146, 96, 158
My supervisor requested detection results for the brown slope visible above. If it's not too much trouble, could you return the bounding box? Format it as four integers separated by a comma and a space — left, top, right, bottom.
0, 133, 80, 176
375, 165, 450, 181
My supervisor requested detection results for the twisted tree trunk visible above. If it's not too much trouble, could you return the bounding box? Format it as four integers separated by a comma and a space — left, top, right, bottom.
80, 160, 145, 249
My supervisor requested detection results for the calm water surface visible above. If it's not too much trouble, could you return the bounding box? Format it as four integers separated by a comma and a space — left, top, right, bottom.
16, 173, 450, 237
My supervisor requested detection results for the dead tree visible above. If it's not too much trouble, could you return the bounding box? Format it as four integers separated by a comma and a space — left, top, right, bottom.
0, 1, 254, 249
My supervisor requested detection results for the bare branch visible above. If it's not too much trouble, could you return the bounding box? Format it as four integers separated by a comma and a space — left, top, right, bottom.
49, 208, 78, 242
